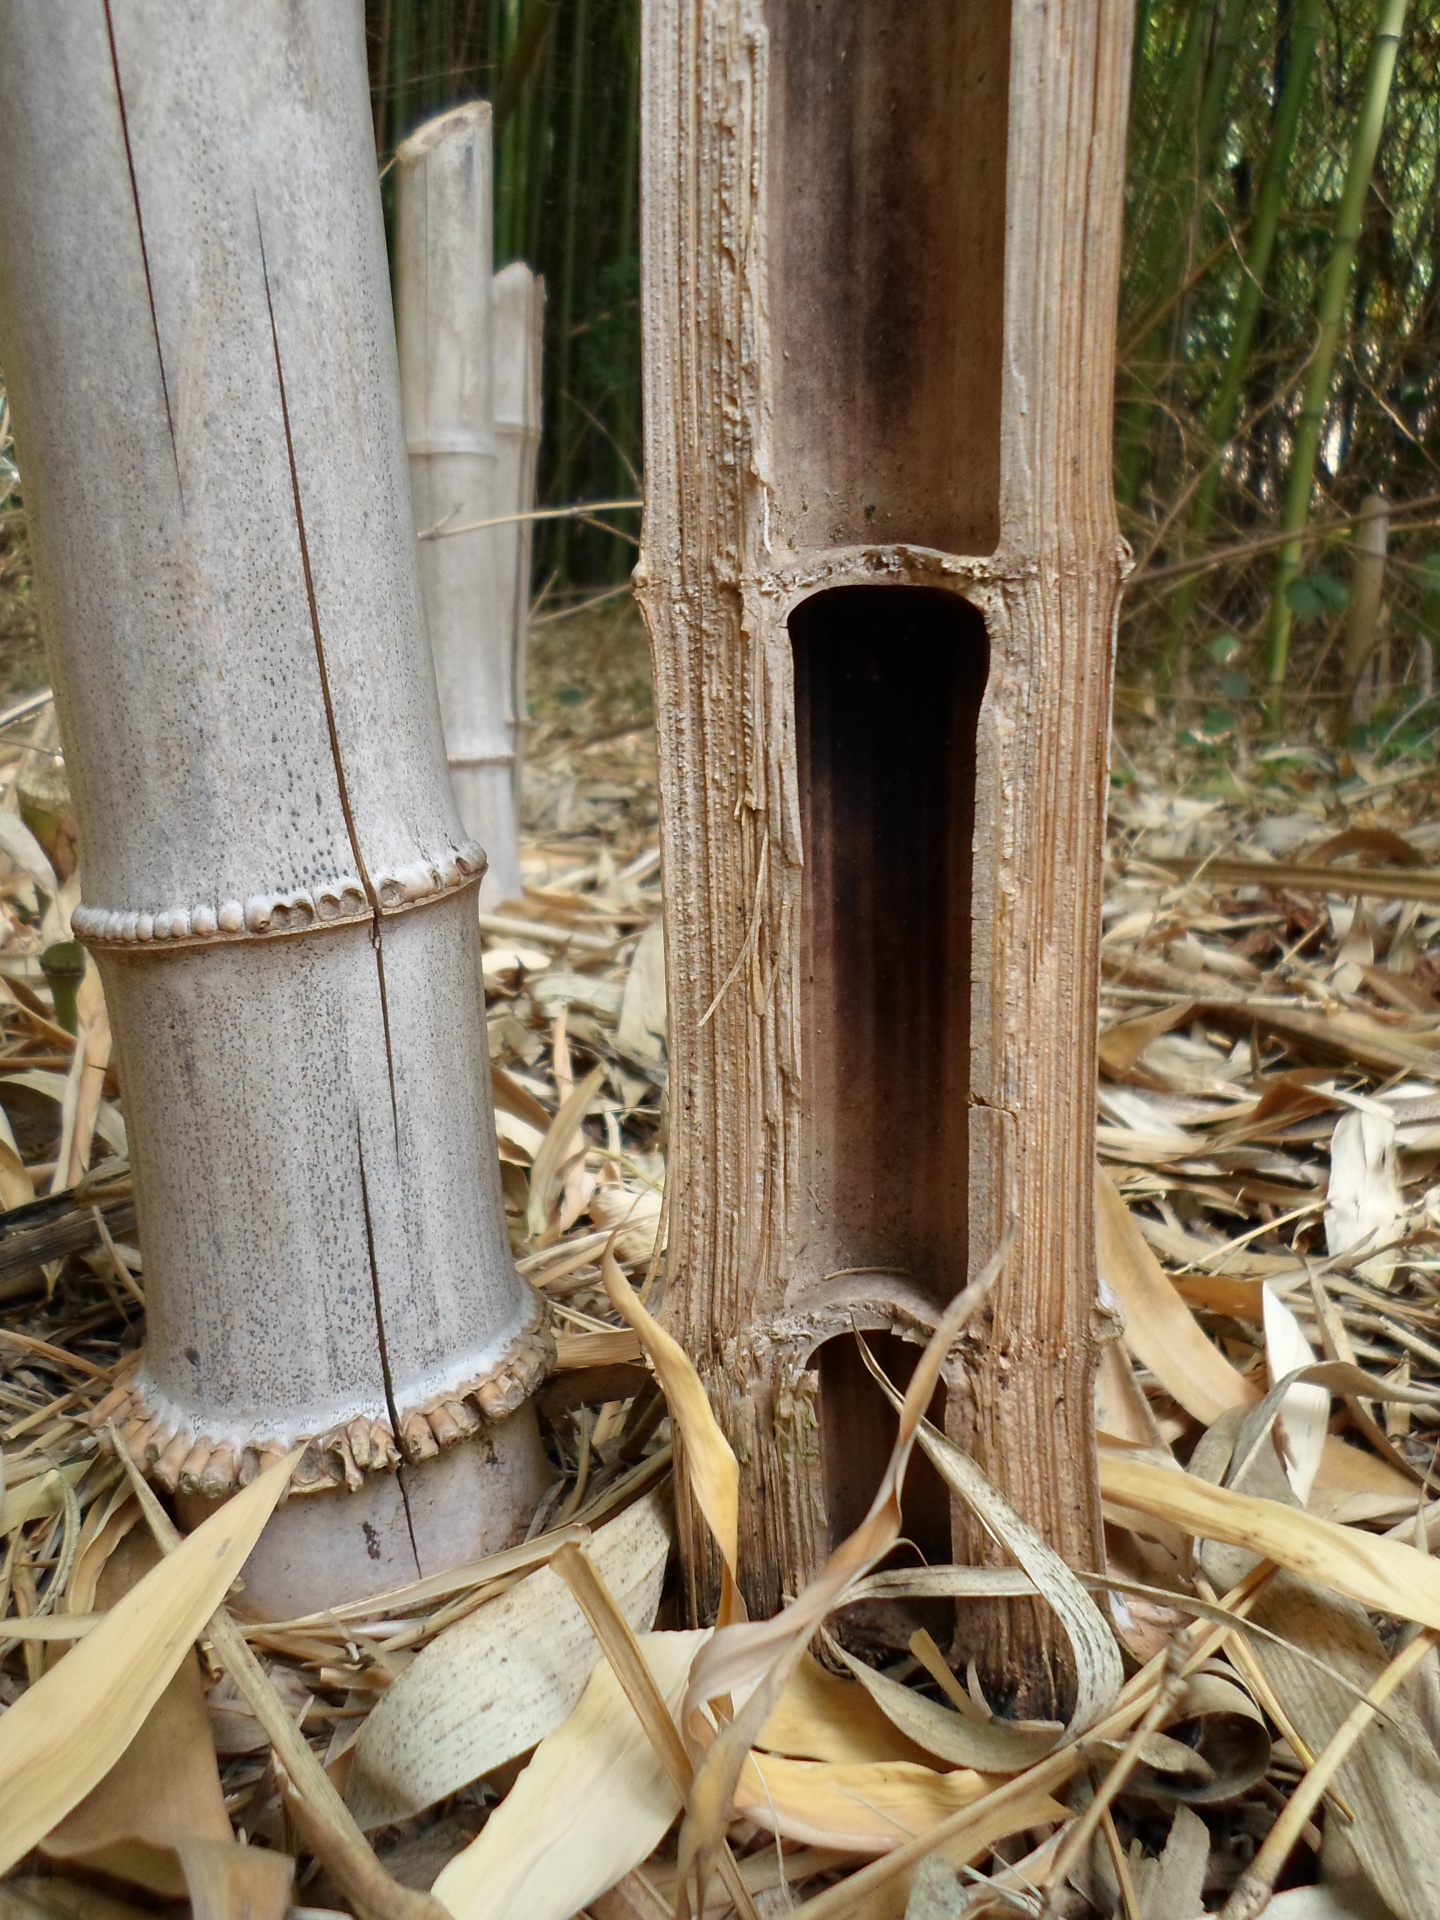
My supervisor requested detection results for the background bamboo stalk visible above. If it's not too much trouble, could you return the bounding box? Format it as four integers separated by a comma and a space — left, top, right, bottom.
1337, 491, 1392, 735
0, 0, 549, 1616
397, 103, 524, 906
1262, 0, 1410, 714
1158, 0, 1323, 690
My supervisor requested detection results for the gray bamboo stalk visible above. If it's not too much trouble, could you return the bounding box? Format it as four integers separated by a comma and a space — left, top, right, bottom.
641, 0, 1132, 1716
397, 104, 524, 907
1263, 0, 1410, 713
1336, 492, 1390, 735
0, 0, 550, 1616
491, 260, 545, 817
1160, 0, 1324, 687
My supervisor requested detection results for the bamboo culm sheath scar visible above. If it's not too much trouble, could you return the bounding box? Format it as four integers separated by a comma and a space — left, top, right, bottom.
640, 0, 1132, 1715
0, 0, 550, 1615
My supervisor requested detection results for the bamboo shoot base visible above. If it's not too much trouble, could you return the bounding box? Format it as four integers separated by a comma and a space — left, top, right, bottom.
177, 1405, 549, 1617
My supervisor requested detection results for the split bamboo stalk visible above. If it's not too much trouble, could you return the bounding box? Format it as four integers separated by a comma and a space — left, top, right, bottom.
639, 0, 1133, 1714
397, 104, 523, 908
0, 0, 550, 1616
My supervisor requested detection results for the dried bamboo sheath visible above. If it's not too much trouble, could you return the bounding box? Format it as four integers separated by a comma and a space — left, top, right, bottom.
0, 2, 548, 1607
641, 0, 1132, 1709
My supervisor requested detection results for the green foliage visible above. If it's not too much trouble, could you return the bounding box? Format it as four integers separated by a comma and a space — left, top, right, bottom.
1122, 0, 1440, 722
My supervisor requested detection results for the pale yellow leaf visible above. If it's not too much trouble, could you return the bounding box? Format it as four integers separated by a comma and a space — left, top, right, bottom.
1099, 1442, 1440, 1631
0, 1449, 297, 1876
602, 1240, 743, 1626
432, 1629, 707, 1920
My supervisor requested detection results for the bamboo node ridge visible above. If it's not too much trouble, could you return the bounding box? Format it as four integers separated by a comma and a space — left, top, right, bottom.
87, 1295, 554, 1497
70, 842, 490, 948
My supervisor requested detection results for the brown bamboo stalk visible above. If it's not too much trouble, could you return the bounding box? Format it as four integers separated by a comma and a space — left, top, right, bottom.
1336, 492, 1391, 737
0, 0, 550, 1616
638, 0, 1132, 1715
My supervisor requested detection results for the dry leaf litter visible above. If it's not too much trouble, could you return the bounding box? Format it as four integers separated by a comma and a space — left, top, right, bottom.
4, 604, 1440, 1920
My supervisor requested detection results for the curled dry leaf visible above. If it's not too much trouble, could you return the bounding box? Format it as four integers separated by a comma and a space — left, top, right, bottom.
858, 1349, 1124, 1747
673, 1234, 1012, 1892
0, 1448, 298, 1877
346, 1488, 672, 1828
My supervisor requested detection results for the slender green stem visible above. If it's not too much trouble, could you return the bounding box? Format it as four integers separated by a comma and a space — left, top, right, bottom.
1263, 0, 1410, 722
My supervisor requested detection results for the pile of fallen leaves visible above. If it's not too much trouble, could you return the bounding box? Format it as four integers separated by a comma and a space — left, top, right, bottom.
7, 641, 1440, 1920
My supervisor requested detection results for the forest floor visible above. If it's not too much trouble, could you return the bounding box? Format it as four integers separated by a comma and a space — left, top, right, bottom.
4, 597, 1440, 1919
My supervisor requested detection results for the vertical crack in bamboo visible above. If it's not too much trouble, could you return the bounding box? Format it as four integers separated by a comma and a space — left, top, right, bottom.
100, 0, 179, 500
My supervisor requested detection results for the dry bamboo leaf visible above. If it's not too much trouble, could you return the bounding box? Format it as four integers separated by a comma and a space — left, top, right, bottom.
0, 1448, 297, 1876
431, 1628, 708, 1920
860, 1348, 1123, 1744
674, 1237, 1011, 1890
1249, 1574, 1440, 1920
1096, 1162, 1258, 1423
346, 1487, 671, 1827
174, 1839, 293, 1920
1098, 1442, 1440, 1631
1326, 1108, 1405, 1288
42, 1654, 231, 1896
1131, 1804, 1208, 1919
527, 1061, 605, 1240
732, 1751, 1067, 1857
1263, 1283, 1329, 1504
822, 1639, 1057, 1773
1098, 1001, 1196, 1077
754, 1651, 935, 1766
1, 1460, 87, 1536
601, 1237, 744, 1626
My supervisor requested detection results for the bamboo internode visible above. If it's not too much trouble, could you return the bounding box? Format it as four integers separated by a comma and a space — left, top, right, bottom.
0, 0, 549, 1612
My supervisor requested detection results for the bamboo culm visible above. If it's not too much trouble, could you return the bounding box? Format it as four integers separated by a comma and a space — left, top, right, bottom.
397, 103, 534, 907
0, 0, 550, 1616
1263, 0, 1410, 715
640, 0, 1132, 1716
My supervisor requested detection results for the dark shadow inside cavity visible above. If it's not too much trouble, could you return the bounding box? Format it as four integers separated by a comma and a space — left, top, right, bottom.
818, 1329, 958, 1652
790, 585, 988, 1312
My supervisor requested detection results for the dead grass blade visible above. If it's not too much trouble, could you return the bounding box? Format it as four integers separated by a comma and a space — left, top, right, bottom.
857, 1346, 1123, 1743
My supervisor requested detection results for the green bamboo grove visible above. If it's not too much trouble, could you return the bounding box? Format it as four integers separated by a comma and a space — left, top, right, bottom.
372, 1, 1440, 731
